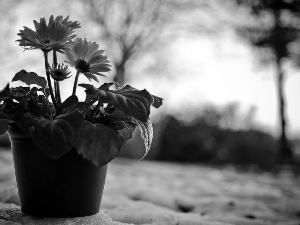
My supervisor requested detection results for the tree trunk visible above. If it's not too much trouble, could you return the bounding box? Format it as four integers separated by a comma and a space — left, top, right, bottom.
275, 58, 293, 164
114, 63, 125, 86
113, 48, 131, 86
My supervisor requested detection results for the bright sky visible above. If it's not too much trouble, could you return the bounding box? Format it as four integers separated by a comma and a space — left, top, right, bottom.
133, 34, 300, 138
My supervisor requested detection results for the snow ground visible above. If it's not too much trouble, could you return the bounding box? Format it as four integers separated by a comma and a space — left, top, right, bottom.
0, 149, 299, 225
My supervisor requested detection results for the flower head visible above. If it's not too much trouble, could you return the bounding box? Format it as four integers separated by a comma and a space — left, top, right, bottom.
17, 15, 79, 52
64, 38, 111, 82
49, 63, 71, 81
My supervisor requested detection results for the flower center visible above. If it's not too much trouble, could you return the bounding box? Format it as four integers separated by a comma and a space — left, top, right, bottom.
40, 38, 54, 52
75, 59, 90, 73
53, 69, 64, 78
43, 39, 51, 44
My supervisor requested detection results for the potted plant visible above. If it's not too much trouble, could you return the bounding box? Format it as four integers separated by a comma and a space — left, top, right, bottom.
0, 15, 162, 218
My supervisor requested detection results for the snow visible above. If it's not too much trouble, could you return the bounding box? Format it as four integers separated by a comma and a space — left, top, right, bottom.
0, 150, 300, 225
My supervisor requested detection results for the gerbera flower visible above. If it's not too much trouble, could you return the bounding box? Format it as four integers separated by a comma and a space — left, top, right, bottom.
64, 38, 111, 83
48, 63, 71, 81
16, 15, 79, 52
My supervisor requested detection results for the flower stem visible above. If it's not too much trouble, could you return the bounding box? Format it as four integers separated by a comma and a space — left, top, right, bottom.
53, 50, 58, 68
56, 82, 61, 104
53, 51, 61, 104
72, 69, 80, 96
43, 51, 58, 110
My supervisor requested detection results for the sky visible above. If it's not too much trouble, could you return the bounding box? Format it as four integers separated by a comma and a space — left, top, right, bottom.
0, 0, 299, 138
131, 29, 300, 137
163, 36, 300, 137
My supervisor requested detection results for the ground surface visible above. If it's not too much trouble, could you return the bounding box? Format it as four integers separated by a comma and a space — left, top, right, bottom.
0, 148, 300, 225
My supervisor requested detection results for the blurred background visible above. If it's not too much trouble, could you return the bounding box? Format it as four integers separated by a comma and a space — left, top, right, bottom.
1, 0, 300, 170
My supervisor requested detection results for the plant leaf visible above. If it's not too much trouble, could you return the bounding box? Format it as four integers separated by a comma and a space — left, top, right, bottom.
56, 95, 79, 115
117, 122, 137, 141
79, 82, 117, 103
0, 113, 11, 135
98, 85, 154, 122
75, 120, 124, 167
78, 83, 98, 103
152, 95, 163, 108
12, 113, 39, 137
29, 111, 84, 159
133, 118, 153, 160
0, 84, 12, 101
94, 110, 137, 140
27, 98, 49, 118
0, 85, 37, 102
11, 86, 30, 97
12, 70, 47, 88
99, 82, 116, 91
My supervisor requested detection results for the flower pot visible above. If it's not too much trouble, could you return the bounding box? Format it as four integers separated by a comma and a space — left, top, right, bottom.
7, 124, 107, 218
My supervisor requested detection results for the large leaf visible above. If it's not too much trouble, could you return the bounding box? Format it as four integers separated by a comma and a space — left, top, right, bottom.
133, 118, 153, 160
12, 70, 47, 88
0, 113, 11, 135
98, 85, 154, 122
29, 111, 84, 159
75, 120, 124, 167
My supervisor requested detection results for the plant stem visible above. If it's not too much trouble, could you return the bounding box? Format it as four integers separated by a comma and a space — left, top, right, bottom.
56, 82, 61, 104
43, 51, 58, 110
54, 82, 58, 102
53, 51, 61, 104
53, 50, 58, 68
72, 69, 80, 96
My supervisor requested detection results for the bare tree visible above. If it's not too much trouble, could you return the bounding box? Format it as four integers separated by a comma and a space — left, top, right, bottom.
235, 0, 300, 163
84, 0, 205, 85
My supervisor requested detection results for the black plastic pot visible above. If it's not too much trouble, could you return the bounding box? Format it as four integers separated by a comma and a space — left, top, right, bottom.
7, 124, 107, 218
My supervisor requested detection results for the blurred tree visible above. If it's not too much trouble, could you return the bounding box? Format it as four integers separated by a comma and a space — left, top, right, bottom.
157, 114, 277, 169
235, 0, 300, 163
84, 0, 207, 85
243, 105, 257, 129
220, 102, 239, 129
